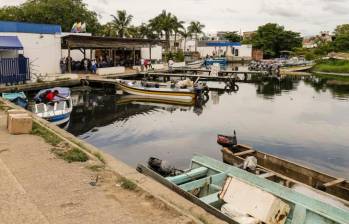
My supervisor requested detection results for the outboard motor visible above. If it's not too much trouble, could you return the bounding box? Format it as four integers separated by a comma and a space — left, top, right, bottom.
217, 130, 238, 152
148, 157, 179, 177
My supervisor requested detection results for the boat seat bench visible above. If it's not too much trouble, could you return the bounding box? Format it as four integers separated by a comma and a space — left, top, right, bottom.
199, 192, 220, 205
166, 167, 208, 185
323, 178, 345, 188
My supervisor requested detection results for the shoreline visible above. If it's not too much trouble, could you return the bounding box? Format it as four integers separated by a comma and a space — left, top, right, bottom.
0, 98, 226, 224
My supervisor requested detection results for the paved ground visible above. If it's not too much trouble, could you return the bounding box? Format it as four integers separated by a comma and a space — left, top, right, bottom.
0, 110, 193, 224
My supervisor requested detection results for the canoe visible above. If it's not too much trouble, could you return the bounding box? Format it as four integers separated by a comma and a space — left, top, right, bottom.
116, 80, 196, 103
2, 92, 28, 108
137, 155, 349, 224
33, 87, 73, 125
221, 144, 349, 205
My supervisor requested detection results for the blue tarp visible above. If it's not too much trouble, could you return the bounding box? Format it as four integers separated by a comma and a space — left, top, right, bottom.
0, 21, 61, 34
0, 36, 23, 50
206, 42, 241, 47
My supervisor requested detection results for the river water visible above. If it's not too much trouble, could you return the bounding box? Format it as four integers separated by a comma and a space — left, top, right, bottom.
66, 75, 349, 179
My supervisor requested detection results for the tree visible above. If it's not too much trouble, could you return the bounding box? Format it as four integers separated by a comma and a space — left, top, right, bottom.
178, 27, 190, 51
110, 10, 133, 38
149, 10, 177, 51
0, 0, 100, 34
188, 21, 205, 51
223, 32, 242, 42
172, 16, 184, 51
251, 23, 302, 58
333, 24, 349, 52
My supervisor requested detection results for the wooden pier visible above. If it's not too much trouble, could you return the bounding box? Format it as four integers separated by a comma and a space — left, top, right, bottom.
169, 68, 270, 76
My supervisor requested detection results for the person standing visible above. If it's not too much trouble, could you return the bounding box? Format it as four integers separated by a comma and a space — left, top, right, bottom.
60, 57, 66, 74
91, 59, 97, 74
140, 58, 145, 71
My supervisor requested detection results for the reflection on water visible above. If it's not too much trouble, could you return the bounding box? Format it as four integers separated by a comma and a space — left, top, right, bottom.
67, 75, 349, 179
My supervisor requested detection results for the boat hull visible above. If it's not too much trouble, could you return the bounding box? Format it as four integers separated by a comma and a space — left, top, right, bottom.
221, 145, 349, 203
117, 82, 196, 103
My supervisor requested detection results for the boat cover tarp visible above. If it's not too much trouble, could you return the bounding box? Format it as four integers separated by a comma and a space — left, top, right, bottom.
0, 36, 23, 50
34, 87, 71, 101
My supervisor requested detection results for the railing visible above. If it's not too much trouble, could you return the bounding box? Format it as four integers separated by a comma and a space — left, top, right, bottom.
0, 57, 30, 84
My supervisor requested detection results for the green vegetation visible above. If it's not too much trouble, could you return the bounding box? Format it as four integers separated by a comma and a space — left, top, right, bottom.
52, 147, 88, 163
223, 31, 242, 42
188, 21, 205, 52
62, 148, 88, 163
87, 164, 105, 172
119, 177, 137, 191
110, 10, 133, 38
31, 122, 62, 146
0, 0, 100, 34
313, 59, 349, 74
93, 151, 105, 164
250, 23, 302, 58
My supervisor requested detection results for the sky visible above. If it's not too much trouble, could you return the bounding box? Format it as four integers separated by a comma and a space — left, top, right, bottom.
1, 0, 348, 36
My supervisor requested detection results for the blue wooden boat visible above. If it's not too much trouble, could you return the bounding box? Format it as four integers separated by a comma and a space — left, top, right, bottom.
137, 155, 349, 224
204, 57, 228, 67
1, 92, 28, 108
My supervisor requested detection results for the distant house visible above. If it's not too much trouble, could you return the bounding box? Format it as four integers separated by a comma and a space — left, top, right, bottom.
302, 31, 333, 49
197, 41, 252, 61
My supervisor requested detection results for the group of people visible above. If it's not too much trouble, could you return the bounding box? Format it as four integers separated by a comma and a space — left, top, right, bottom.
248, 60, 281, 76
60, 55, 116, 74
140, 58, 153, 71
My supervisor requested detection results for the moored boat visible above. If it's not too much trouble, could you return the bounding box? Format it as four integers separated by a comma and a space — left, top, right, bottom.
33, 87, 73, 125
116, 79, 201, 103
137, 155, 349, 224
217, 133, 349, 205
204, 57, 227, 67
1, 92, 28, 108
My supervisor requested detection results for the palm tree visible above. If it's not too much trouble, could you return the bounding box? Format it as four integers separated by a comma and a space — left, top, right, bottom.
100, 22, 116, 37
188, 21, 205, 51
172, 16, 184, 51
149, 10, 176, 51
178, 27, 190, 51
110, 10, 133, 38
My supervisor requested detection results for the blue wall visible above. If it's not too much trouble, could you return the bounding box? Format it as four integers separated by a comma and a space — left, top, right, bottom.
0, 21, 61, 34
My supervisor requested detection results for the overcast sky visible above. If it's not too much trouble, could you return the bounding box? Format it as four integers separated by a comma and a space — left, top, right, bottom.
1, 0, 348, 36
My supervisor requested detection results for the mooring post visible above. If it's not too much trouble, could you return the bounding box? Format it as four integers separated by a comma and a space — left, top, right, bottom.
68, 46, 72, 73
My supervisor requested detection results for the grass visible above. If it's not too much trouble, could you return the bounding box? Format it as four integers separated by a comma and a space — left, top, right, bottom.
93, 151, 105, 164
313, 59, 349, 73
315, 73, 349, 82
62, 148, 89, 163
87, 164, 105, 172
31, 122, 62, 146
119, 177, 137, 191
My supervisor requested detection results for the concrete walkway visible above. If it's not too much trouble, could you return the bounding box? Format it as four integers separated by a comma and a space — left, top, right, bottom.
0, 111, 193, 224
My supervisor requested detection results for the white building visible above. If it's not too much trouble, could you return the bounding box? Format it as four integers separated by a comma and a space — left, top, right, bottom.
0, 21, 62, 75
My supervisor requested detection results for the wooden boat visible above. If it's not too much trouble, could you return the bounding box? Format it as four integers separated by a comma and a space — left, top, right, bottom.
33, 87, 73, 125
116, 80, 197, 103
204, 57, 228, 67
2, 92, 28, 108
220, 143, 349, 205
116, 95, 195, 107
137, 155, 349, 224
187, 60, 203, 69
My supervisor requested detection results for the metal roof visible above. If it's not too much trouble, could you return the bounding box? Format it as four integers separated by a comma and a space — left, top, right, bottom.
62, 35, 166, 49
0, 36, 23, 50
0, 21, 61, 34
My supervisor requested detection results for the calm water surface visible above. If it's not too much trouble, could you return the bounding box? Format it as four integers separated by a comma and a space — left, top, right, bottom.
67, 75, 349, 179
